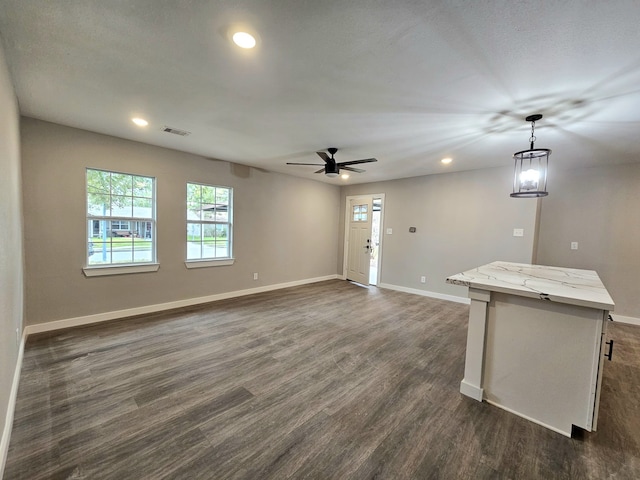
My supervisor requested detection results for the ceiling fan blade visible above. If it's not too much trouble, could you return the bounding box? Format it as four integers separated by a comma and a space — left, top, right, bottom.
338, 158, 377, 166
341, 166, 366, 173
314, 168, 325, 174
316, 151, 332, 163
286, 162, 325, 166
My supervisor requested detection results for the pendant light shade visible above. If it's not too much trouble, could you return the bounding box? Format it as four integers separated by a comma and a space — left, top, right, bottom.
511, 114, 550, 198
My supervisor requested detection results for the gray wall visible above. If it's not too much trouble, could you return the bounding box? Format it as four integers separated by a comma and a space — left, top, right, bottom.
536, 163, 640, 318
0, 37, 23, 460
21, 118, 340, 325
340, 167, 539, 298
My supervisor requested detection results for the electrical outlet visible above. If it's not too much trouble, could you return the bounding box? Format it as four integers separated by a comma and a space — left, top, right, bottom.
420, 276, 426, 283
571, 242, 578, 250
386, 228, 393, 235
253, 272, 259, 280
513, 228, 524, 237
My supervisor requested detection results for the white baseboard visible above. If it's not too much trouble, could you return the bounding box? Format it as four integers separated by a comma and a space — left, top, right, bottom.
0, 330, 26, 478
25, 275, 339, 335
378, 283, 471, 305
612, 314, 640, 326
460, 380, 483, 402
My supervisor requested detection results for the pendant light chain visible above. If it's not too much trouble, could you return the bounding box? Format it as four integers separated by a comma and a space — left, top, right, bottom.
529, 120, 536, 150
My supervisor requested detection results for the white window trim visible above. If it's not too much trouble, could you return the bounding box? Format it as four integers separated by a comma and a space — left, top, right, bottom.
184, 258, 235, 269
83, 263, 160, 277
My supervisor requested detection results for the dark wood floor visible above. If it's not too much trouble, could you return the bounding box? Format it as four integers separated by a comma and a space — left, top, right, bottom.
5, 280, 640, 479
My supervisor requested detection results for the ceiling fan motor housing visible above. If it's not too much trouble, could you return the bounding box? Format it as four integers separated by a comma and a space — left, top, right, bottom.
325, 162, 339, 176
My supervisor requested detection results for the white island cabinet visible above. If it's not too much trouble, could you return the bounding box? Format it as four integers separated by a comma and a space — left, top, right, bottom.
446, 261, 615, 437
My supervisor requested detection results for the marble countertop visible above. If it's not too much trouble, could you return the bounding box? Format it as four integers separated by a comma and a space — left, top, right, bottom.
446, 261, 615, 310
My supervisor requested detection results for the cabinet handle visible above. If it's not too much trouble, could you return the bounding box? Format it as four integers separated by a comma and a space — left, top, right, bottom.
605, 340, 614, 361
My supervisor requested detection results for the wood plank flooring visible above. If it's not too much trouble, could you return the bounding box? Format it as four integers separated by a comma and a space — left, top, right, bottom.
5, 279, 640, 479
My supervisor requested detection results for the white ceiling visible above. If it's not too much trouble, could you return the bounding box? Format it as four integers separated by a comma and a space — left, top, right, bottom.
1, 0, 639, 185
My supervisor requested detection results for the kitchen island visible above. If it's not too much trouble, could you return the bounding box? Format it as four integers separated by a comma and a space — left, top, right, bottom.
446, 261, 615, 437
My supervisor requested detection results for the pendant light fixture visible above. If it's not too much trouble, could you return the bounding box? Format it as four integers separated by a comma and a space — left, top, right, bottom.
511, 114, 550, 198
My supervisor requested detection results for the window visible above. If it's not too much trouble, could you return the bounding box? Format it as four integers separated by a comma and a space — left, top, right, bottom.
186, 183, 232, 262
110, 220, 131, 231
352, 204, 368, 222
86, 169, 155, 266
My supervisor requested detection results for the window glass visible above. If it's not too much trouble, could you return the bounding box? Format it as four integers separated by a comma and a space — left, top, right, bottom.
87, 169, 155, 266
186, 182, 233, 261
352, 204, 368, 222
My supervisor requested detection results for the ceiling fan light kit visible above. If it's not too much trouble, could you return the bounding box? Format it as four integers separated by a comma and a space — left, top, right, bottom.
287, 147, 377, 178
511, 114, 551, 198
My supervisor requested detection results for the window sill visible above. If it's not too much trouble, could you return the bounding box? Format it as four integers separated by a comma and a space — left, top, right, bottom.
185, 258, 235, 269
83, 263, 160, 277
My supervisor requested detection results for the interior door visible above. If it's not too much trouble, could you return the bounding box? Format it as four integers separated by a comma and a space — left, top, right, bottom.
347, 196, 373, 285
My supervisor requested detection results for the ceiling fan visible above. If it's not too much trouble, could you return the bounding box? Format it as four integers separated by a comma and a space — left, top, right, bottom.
287, 148, 377, 177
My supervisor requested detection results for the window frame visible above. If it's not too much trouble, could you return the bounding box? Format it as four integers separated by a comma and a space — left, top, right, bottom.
185, 181, 234, 268
83, 168, 158, 276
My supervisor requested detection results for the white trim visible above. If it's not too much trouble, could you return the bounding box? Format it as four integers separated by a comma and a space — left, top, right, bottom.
1, 331, 26, 478
83, 263, 160, 277
460, 380, 483, 401
612, 314, 640, 326
378, 282, 471, 305
25, 275, 339, 335
485, 399, 572, 438
185, 258, 235, 269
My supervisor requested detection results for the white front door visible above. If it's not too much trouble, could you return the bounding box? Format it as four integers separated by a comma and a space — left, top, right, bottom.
346, 196, 373, 285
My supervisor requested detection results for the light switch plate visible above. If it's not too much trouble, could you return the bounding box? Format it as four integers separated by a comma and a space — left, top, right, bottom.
571, 242, 578, 250
386, 228, 393, 235
513, 228, 524, 237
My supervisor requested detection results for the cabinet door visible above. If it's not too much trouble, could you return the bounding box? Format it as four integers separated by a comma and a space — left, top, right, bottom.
590, 310, 610, 431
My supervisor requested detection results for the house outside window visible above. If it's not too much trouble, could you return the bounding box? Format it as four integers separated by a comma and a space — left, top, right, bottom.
186, 183, 232, 262
86, 168, 155, 266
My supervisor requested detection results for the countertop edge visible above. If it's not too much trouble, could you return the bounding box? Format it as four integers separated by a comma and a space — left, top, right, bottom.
446, 278, 614, 311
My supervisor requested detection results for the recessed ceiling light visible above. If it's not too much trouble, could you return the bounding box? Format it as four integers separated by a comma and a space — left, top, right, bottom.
232, 32, 256, 49
441, 157, 452, 165
341, 174, 350, 179
132, 118, 148, 127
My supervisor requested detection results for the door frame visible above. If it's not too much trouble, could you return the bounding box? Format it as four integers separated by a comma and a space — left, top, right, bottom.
342, 193, 386, 285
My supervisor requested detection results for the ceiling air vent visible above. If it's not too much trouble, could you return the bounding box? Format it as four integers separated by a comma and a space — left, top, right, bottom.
162, 126, 191, 136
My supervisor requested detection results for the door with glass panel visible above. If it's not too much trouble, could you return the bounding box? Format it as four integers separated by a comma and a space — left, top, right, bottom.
347, 196, 374, 285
